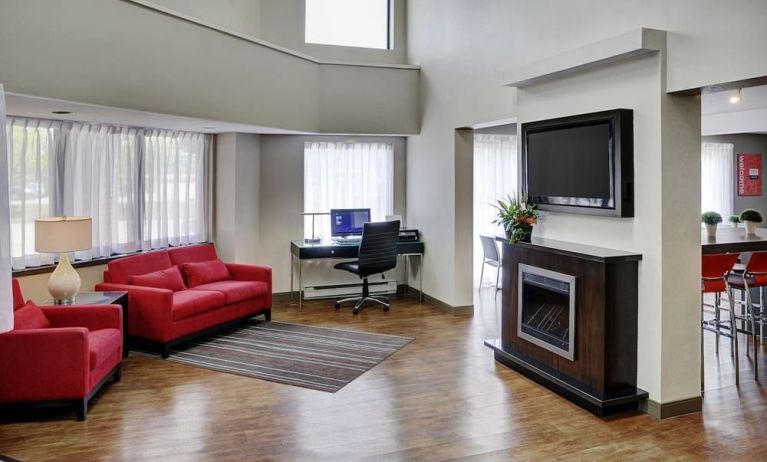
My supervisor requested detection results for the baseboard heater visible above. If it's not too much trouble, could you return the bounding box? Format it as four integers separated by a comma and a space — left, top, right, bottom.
303, 279, 397, 300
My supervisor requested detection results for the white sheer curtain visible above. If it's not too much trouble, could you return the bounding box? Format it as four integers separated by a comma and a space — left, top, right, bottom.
6, 117, 57, 269
473, 134, 517, 287
701, 142, 734, 220
304, 141, 394, 240
143, 130, 209, 250
64, 123, 141, 259
5, 118, 209, 268
0, 85, 13, 332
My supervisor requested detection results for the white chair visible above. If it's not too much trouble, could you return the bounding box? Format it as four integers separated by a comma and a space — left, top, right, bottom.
479, 235, 501, 290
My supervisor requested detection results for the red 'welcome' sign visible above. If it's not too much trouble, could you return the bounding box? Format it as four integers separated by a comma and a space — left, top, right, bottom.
738, 153, 762, 196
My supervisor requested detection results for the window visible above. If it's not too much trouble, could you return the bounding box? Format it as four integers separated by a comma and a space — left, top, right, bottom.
6, 118, 210, 270
305, 0, 390, 50
304, 141, 394, 240
473, 133, 517, 288
701, 142, 734, 220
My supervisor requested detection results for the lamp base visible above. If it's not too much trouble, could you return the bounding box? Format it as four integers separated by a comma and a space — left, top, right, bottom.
48, 253, 81, 305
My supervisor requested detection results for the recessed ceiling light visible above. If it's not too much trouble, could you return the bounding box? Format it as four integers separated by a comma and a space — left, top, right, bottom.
729, 89, 742, 104
202, 126, 217, 130
51, 110, 72, 115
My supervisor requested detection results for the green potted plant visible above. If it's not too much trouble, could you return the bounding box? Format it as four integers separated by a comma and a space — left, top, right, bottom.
729, 214, 742, 228
701, 211, 722, 238
740, 209, 763, 235
492, 194, 540, 243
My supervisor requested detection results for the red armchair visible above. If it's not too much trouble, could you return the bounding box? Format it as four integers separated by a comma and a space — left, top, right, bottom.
0, 280, 123, 421
95, 244, 272, 357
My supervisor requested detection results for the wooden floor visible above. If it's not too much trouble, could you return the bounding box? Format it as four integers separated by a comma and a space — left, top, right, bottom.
2, 289, 767, 461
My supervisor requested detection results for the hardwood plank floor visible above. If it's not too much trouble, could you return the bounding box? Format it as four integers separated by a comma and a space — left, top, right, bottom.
1, 289, 766, 461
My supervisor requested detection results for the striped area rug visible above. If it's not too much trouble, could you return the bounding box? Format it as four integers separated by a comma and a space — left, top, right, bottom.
165, 320, 413, 392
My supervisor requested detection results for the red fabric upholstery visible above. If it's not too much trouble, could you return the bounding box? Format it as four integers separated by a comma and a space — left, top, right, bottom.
172, 290, 225, 321
191, 280, 269, 304
13, 301, 51, 330
183, 259, 231, 287
0, 280, 122, 407
170, 297, 269, 340
107, 250, 173, 285
226, 263, 273, 308
88, 328, 122, 370
12, 279, 24, 310
130, 266, 187, 291
97, 245, 272, 345
168, 244, 218, 266
726, 251, 767, 289
701, 253, 740, 294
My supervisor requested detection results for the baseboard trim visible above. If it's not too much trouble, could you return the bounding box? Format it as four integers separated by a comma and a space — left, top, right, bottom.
639, 396, 702, 419
273, 288, 474, 315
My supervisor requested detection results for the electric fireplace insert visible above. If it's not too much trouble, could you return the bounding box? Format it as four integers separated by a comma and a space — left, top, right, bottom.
517, 263, 576, 361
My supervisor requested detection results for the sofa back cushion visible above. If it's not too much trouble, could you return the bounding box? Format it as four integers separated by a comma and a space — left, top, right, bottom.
12, 279, 25, 311
168, 244, 218, 266
107, 250, 174, 285
183, 260, 231, 287
130, 266, 187, 291
14, 301, 50, 330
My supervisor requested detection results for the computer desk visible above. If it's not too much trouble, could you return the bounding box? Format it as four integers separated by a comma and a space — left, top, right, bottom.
290, 239, 425, 311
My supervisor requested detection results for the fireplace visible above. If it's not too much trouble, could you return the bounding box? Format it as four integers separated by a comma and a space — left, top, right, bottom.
517, 263, 576, 361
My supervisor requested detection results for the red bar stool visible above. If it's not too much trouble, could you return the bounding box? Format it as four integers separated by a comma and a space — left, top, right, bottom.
726, 251, 767, 381
701, 253, 741, 388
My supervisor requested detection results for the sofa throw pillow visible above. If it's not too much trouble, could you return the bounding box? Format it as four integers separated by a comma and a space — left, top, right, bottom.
130, 266, 187, 291
183, 259, 232, 287
14, 301, 51, 330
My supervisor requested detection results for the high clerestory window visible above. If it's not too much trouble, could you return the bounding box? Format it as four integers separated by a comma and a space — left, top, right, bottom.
305, 0, 391, 50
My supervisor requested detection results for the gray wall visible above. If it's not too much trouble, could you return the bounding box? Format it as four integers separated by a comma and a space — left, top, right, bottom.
0, 0, 420, 135
703, 134, 767, 220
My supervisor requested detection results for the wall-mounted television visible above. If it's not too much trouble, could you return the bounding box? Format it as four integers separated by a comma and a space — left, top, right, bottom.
522, 109, 633, 217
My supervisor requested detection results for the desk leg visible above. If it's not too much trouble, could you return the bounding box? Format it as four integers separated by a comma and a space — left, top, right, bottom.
298, 258, 303, 312
419, 253, 424, 304
404, 255, 409, 298
290, 254, 294, 305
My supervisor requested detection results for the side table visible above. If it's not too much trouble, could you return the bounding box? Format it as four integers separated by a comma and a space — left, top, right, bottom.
42, 292, 129, 357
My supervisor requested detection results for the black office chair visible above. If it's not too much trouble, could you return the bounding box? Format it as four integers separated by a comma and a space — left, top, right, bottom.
334, 220, 401, 314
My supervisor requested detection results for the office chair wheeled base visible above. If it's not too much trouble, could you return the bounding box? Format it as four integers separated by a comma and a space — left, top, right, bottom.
335, 295, 390, 315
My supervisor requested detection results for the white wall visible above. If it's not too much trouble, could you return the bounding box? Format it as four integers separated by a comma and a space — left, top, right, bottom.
220, 134, 408, 294
404, 0, 767, 405
0, 0, 419, 135
150, 0, 262, 37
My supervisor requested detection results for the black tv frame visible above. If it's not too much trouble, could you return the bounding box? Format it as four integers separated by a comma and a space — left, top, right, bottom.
521, 109, 634, 218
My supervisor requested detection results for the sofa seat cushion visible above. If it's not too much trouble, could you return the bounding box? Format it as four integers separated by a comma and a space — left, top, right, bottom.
190, 280, 269, 304
172, 290, 226, 321
183, 259, 232, 287
130, 266, 187, 291
14, 301, 51, 330
88, 328, 122, 370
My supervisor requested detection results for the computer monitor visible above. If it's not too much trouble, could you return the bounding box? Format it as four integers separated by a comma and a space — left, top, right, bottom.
330, 208, 371, 237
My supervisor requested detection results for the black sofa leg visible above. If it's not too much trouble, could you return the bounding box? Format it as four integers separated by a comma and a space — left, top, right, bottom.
74, 398, 87, 421
114, 365, 122, 383
264, 308, 272, 322
161, 343, 172, 359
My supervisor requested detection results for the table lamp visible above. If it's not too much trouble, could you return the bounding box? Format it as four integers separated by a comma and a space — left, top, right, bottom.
35, 216, 93, 305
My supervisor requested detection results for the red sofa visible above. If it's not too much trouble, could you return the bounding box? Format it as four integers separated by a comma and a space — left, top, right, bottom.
0, 279, 123, 420
95, 244, 271, 357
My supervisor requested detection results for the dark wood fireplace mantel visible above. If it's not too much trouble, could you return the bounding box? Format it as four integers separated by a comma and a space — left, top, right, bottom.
485, 236, 647, 416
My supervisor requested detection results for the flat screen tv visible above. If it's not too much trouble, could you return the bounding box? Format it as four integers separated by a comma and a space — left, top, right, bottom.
522, 109, 633, 217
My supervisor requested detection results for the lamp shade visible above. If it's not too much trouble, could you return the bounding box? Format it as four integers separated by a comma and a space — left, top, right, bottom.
35, 216, 93, 253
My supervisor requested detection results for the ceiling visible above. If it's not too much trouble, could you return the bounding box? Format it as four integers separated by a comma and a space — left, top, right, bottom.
4, 93, 310, 135
702, 84, 767, 136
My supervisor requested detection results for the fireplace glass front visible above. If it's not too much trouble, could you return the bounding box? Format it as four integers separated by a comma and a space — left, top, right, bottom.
517, 264, 576, 361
